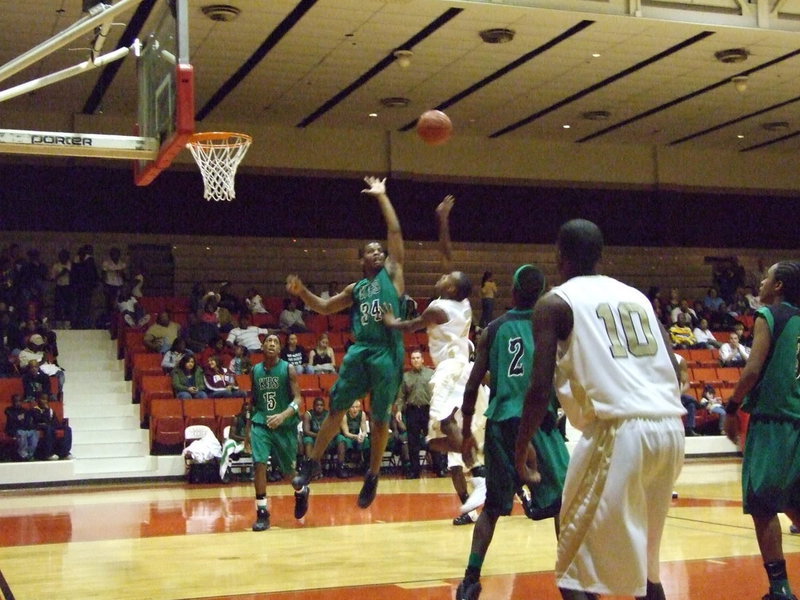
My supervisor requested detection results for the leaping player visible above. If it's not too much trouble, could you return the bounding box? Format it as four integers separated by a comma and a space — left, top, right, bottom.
287, 176, 406, 510
382, 195, 488, 519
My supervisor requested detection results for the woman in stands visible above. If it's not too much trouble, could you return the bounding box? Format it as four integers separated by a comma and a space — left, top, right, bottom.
204, 355, 246, 398
172, 354, 207, 399
308, 333, 336, 374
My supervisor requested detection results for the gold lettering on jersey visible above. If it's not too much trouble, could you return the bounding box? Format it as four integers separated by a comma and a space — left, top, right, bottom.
257, 376, 279, 390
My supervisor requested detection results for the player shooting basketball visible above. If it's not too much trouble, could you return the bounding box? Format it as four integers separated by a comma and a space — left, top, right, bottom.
287, 176, 405, 510
381, 195, 489, 520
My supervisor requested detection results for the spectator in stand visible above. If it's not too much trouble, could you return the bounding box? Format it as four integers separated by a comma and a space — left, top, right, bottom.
71, 244, 99, 329
143, 311, 182, 353
719, 332, 751, 367
703, 287, 726, 313
189, 282, 206, 314
666, 287, 681, 315
196, 337, 231, 369
280, 332, 312, 374
279, 298, 308, 333
693, 318, 721, 349
0, 309, 22, 359
226, 315, 270, 352
479, 271, 497, 329
676, 355, 700, 437
5, 394, 38, 461
185, 309, 219, 354
18, 333, 63, 397
50, 249, 72, 329
172, 354, 207, 399
201, 291, 221, 326
162, 337, 190, 373
733, 322, 753, 347
669, 313, 701, 349
218, 282, 243, 315
319, 281, 339, 302
16, 249, 48, 309
700, 384, 726, 434
131, 272, 145, 298
670, 298, 698, 327
32, 392, 72, 460
744, 285, 761, 312
117, 284, 151, 329
22, 360, 51, 401
728, 286, 751, 318
335, 399, 370, 477
308, 332, 336, 374
244, 287, 269, 315
203, 355, 246, 398
302, 397, 333, 464
101, 247, 127, 321
228, 344, 252, 376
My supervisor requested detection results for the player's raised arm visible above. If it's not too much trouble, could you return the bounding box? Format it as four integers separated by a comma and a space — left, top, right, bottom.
437, 194, 455, 273
362, 176, 404, 294
286, 275, 354, 316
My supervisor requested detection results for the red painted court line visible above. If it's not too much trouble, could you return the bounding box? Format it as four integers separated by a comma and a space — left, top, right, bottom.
0, 492, 741, 547
198, 554, 800, 600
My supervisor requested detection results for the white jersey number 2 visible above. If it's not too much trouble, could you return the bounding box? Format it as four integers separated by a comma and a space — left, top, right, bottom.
596, 302, 658, 359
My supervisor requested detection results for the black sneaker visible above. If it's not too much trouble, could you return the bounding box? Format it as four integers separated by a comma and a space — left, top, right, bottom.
456, 578, 482, 600
762, 594, 799, 600
357, 473, 379, 508
292, 458, 321, 491
294, 486, 310, 520
452, 512, 476, 526
252, 508, 270, 532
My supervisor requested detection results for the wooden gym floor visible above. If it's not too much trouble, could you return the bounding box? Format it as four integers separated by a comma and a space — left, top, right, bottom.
0, 458, 798, 600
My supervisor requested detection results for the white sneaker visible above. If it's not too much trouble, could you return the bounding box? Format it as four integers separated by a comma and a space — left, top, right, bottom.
459, 476, 486, 514
47, 454, 59, 461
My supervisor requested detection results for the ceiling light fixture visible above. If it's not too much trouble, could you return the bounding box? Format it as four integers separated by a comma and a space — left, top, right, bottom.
380, 97, 410, 108
714, 48, 748, 63
479, 28, 515, 44
581, 110, 610, 121
762, 121, 789, 132
732, 75, 748, 93
393, 49, 413, 68
562, 124, 571, 129
201, 4, 241, 22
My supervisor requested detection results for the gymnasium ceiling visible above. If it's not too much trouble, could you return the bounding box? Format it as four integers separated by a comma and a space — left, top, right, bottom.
2, 0, 800, 155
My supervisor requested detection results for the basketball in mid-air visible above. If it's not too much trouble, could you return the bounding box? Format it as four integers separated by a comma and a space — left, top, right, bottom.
416, 110, 453, 146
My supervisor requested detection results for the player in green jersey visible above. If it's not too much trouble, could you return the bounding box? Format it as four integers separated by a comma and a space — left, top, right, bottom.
249, 334, 306, 531
725, 261, 800, 600
456, 265, 568, 600
286, 176, 405, 510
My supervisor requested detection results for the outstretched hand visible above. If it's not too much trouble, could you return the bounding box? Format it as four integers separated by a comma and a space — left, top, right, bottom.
725, 412, 740, 446
362, 176, 387, 197
515, 442, 541, 486
436, 194, 455, 219
286, 274, 304, 297
381, 302, 397, 326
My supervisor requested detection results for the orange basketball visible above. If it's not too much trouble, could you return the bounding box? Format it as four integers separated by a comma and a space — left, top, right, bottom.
416, 110, 453, 146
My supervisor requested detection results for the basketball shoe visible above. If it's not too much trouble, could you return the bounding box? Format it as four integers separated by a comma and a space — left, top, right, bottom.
357, 472, 379, 508
292, 457, 321, 490
452, 510, 478, 526
762, 594, 798, 600
456, 577, 482, 600
294, 486, 310, 520
790, 524, 799, 534
252, 508, 270, 532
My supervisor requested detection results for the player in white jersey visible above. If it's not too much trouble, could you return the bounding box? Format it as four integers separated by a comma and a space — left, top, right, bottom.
515, 219, 685, 600
383, 195, 488, 520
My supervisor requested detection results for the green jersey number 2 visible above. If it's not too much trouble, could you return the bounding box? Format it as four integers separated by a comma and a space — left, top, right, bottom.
596, 302, 658, 358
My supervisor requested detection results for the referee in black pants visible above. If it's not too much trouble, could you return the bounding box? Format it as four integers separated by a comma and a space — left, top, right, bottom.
395, 349, 436, 478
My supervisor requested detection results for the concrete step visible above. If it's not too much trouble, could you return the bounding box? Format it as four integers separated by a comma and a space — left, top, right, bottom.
73, 429, 148, 444
59, 360, 122, 372
63, 380, 131, 395
65, 403, 138, 418
71, 441, 149, 459
68, 415, 141, 430
58, 349, 118, 364
72, 455, 159, 475
63, 370, 125, 384
64, 391, 131, 406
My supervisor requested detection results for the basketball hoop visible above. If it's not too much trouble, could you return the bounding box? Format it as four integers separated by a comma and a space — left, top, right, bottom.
186, 132, 252, 201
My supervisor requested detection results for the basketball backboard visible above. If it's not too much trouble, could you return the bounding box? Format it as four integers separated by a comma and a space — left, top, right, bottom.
0, 0, 193, 186
134, 0, 194, 186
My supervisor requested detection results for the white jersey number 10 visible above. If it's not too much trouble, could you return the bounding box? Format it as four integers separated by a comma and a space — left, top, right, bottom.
596, 302, 658, 359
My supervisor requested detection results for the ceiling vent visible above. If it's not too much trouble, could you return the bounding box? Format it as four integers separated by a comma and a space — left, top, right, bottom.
714, 48, 748, 63
581, 110, 611, 121
201, 4, 241, 22
479, 28, 515, 44
762, 121, 789, 132
380, 97, 410, 108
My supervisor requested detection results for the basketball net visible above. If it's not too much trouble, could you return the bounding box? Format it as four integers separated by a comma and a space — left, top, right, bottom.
186, 132, 252, 201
